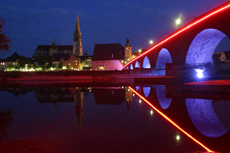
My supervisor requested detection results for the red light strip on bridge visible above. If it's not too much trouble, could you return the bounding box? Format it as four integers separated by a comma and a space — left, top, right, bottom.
128, 86, 213, 153
124, 2, 230, 68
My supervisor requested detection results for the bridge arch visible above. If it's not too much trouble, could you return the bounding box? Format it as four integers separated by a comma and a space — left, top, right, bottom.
155, 85, 172, 109
186, 98, 229, 137
135, 61, 140, 68
156, 48, 172, 69
135, 86, 140, 91
186, 28, 227, 66
143, 87, 151, 97
130, 64, 133, 70
142, 56, 151, 69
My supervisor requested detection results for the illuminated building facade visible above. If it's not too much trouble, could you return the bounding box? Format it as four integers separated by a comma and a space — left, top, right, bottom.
124, 38, 132, 61
60, 52, 92, 70
92, 43, 125, 70
0, 52, 19, 70
60, 54, 80, 70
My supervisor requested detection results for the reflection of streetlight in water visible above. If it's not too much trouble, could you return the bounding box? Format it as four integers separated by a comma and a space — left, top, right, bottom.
129, 86, 213, 152
176, 135, 180, 141
139, 99, 142, 104
150, 110, 153, 115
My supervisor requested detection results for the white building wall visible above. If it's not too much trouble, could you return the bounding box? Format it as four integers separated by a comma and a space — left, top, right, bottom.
92, 60, 123, 71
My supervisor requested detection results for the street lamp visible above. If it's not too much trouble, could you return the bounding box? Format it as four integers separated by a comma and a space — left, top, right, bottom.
174, 14, 182, 28
175, 18, 181, 26
149, 40, 154, 45
195, 69, 204, 79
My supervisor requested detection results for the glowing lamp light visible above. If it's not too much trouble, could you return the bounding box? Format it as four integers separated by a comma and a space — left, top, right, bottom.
150, 110, 154, 115
176, 135, 181, 141
139, 99, 142, 104
123, 2, 230, 69
175, 17, 182, 26
129, 86, 213, 152
149, 40, 154, 45
138, 49, 142, 53
195, 69, 204, 78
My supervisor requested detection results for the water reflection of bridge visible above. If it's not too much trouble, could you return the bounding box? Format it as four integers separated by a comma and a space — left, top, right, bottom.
1, 85, 230, 141
130, 85, 230, 153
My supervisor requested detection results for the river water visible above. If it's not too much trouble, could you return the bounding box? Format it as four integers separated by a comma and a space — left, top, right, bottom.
0, 83, 230, 153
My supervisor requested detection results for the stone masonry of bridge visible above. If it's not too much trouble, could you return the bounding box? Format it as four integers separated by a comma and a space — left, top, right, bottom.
124, 2, 230, 78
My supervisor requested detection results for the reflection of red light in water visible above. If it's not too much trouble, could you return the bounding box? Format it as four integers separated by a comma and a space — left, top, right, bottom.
124, 2, 230, 68
129, 86, 213, 153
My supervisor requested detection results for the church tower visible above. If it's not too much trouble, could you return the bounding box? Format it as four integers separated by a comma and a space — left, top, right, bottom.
73, 15, 83, 56
125, 38, 132, 61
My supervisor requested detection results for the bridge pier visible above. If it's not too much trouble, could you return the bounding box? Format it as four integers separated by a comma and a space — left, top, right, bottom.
166, 63, 214, 79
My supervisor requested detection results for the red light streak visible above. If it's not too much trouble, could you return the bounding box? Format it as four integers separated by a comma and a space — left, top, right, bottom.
129, 86, 214, 153
124, 2, 230, 68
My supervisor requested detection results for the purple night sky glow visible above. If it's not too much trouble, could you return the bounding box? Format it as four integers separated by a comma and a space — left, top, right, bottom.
0, 0, 229, 59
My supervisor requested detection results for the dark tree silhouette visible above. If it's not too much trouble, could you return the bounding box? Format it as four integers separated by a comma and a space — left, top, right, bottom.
0, 18, 11, 53
58, 62, 63, 69
18, 56, 29, 68
35, 55, 47, 70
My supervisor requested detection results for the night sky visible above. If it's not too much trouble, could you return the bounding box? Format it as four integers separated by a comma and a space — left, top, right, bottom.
0, 0, 229, 58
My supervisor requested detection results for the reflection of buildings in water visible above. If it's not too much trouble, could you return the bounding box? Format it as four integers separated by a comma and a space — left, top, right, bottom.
35, 87, 86, 130
35, 88, 74, 103
74, 92, 84, 130
154, 85, 172, 110
186, 98, 229, 137
93, 87, 125, 105
125, 87, 132, 110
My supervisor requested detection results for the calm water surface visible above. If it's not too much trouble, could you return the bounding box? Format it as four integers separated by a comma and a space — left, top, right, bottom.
0, 84, 230, 153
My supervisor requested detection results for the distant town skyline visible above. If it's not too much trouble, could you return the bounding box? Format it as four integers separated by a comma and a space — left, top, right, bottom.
0, 0, 229, 59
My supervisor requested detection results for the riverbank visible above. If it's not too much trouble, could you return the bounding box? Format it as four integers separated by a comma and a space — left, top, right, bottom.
0, 70, 156, 83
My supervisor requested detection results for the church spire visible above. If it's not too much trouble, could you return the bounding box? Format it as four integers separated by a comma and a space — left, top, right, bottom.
73, 15, 83, 56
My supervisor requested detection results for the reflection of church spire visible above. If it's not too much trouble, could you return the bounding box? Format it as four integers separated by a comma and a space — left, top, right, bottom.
73, 15, 83, 56
74, 92, 84, 130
